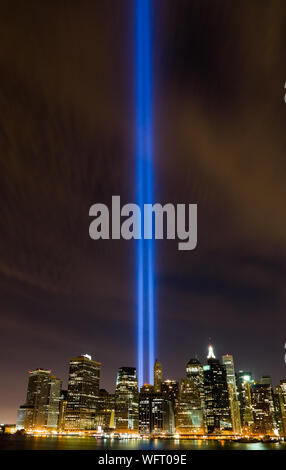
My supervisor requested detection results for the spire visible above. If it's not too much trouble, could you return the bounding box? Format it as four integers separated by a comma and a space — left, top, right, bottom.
207, 344, 215, 359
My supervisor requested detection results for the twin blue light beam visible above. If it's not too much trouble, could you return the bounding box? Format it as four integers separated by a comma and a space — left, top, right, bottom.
135, 0, 154, 387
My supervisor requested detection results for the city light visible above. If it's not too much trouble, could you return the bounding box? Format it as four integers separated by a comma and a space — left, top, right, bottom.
8, 346, 286, 443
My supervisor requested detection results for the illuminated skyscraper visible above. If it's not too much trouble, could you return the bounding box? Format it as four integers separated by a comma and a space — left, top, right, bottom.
115, 367, 138, 432
175, 357, 206, 434
46, 375, 62, 429
279, 380, 286, 435
203, 345, 232, 433
161, 379, 179, 408
154, 359, 162, 393
237, 371, 254, 430
251, 381, 275, 435
186, 358, 205, 410
94, 389, 115, 431
139, 384, 174, 434
176, 377, 205, 434
222, 354, 241, 434
273, 379, 286, 436
207, 344, 216, 360
65, 354, 101, 430
222, 355, 236, 388
58, 390, 68, 431
16, 368, 61, 430
138, 384, 154, 434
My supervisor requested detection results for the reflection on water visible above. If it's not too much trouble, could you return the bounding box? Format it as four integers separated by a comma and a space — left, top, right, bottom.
0, 435, 284, 451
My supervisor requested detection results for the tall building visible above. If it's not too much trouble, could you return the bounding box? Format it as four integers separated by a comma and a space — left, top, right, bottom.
138, 384, 154, 434
237, 371, 254, 430
222, 355, 236, 388
222, 354, 241, 434
176, 377, 205, 434
161, 379, 179, 408
139, 384, 174, 434
16, 369, 62, 430
203, 345, 232, 433
94, 389, 115, 431
175, 358, 206, 434
186, 358, 205, 410
114, 367, 138, 432
273, 379, 286, 436
46, 376, 62, 429
58, 390, 68, 431
154, 359, 162, 393
251, 381, 275, 435
278, 379, 286, 436
273, 386, 283, 436
65, 354, 101, 430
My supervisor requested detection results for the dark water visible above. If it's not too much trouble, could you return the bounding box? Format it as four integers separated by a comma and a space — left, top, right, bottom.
0, 435, 284, 450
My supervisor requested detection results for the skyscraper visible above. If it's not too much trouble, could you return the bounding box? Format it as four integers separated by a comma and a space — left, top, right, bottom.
65, 354, 101, 430
279, 380, 286, 436
161, 379, 179, 408
222, 354, 241, 434
251, 381, 276, 435
58, 390, 68, 431
138, 384, 154, 434
154, 359, 162, 393
273, 379, 286, 436
94, 389, 115, 431
16, 368, 62, 430
139, 384, 174, 434
203, 345, 232, 433
176, 358, 206, 434
46, 375, 62, 429
237, 371, 254, 430
176, 377, 205, 434
114, 367, 138, 432
186, 358, 205, 410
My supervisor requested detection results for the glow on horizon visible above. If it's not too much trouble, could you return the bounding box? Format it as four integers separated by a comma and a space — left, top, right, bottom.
135, 0, 154, 387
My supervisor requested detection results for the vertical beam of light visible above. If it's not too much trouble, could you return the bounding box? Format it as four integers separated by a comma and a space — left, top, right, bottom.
144, 0, 155, 386
135, 0, 154, 387
136, 0, 145, 389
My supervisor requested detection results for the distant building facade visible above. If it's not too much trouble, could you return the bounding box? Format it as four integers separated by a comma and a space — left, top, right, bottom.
161, 379, 179, 408
139, 384, 174, 434
251, 381, 275, 435
115, 367, 138, 432
176, 377, 205, 434
16, 369, 61, 430
237, 371, 254, 431
64, 354, 101, 430
275, 380, 286, 436
203, 347, 232, 433
222, 355, 241, 434
94, 389, 115, 430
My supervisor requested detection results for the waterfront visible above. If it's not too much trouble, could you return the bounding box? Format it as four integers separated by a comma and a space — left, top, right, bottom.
0, 435, 285, 451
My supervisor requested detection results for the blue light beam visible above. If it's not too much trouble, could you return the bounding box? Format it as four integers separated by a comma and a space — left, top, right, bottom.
135, 0, 155, 387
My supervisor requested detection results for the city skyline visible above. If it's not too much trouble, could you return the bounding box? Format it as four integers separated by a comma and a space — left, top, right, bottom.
1, 343, 285, 425
2, 339, 286, 425
14, 344, 286, 395
11, 345, 286, 438
4, 343, 285, 426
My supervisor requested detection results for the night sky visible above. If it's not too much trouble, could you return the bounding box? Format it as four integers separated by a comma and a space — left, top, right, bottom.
1, 0, 286, 423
